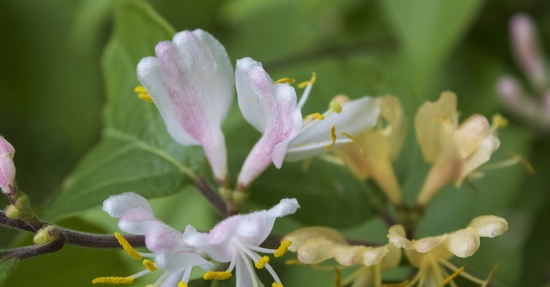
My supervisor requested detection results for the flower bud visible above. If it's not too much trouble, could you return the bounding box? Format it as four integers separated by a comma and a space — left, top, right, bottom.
0, 135, 16, 196
33, 225, 60, 245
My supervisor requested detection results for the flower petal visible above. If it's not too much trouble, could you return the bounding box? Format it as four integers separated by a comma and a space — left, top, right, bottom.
444, 227, 480, 258
468, 215, 508, 238
0, 135, 15, 193
284, 97, 379, 162
137, 29, 233, 182
103, 192, 153, 218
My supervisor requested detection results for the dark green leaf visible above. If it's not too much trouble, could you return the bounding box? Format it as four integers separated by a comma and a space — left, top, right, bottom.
250, 160, 378, 228
43, 0, 205, 221
0, 258, 17, 286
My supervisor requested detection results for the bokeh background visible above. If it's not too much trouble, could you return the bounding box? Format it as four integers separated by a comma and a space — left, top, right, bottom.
0, 0, 549, 286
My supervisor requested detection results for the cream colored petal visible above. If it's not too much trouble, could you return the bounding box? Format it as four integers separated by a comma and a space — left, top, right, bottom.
334, 245, 370, 266
415, 91, 458, 163
444, 227, 480, 258
296, 237, 339, 264
468, 215, 508, 238
283, 226, 347, 252
454, 114, 490, 158
376, 95, 407, 160
387, 225, 410, 249
416, 148, 463, 206
413, 234, 447, 253
457, 134, 500, 185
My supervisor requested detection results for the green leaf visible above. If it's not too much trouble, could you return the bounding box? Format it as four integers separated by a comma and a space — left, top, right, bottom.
379, 0, 484, 97
0, 258, 17, 286
42, 0, 204, 221
250, 160, 378, 228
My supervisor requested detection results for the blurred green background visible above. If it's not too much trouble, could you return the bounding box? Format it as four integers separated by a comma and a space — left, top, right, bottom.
1, 0, 549, 286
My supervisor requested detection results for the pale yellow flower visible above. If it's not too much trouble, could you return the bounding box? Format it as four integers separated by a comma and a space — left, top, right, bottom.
332, 95, 407, 206
388, 215, 508, 287
284, 226, 401, 287
415, 92, 500, 206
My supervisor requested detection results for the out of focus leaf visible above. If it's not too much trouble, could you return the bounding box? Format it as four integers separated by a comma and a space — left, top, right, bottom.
0, 258, 17, 286
379, 0, 484, 98
43, 0, 206, 222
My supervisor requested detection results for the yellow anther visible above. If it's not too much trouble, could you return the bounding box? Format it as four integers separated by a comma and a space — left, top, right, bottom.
274, 77, 295, 84
491, 113, 508, 132
329, 99, 343, 113
92, 276, 134, 285
272, 283, 284, 287
114, 232, 142, 260
178, 281, 189, 287
142, 259, 157, 271
285, 259, 302, 265
304, 112, 325, 122
439, 266, 464, 287
135, 86, 153, 103
298, 72, 316, 89
255, 255, 270, 269
324, 125, 337, 150
203, 271, 233, 281
274, 240, 292, 258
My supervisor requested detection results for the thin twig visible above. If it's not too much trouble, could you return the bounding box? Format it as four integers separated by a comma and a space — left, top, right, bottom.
195, 178, 228, 217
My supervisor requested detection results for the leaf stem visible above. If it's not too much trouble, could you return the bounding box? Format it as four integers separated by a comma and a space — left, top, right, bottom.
194, 178, 228, 217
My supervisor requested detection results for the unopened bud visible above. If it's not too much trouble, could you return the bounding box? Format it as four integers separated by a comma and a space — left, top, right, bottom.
33, 225, 60, 245
0, 135, 16, 197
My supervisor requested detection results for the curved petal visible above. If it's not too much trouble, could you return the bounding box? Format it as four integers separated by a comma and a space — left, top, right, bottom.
156, 251, 213, 273
236, 58, 302, 186
444, 228, 480, 258
284, 97, 379, 162
0, 135, 15, 193
137, 29, 233, 182
468, 215, 508, 238
103, 192, 153, 218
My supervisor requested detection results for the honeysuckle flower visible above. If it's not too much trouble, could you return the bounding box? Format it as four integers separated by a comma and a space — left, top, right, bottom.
388, 215, 508, 287
283, 226, 401, 287
415, 92, 501, 206
185, 198, 300, 287
94, 192, 213, 287
137, 29, 234, 183
496, 14, 550, 131
0, 135, 16, 197
235, 57, 379, 188
332, 95, 406, 205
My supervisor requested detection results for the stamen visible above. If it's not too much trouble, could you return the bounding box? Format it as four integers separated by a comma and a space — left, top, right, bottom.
114, 232, 142, 260
92, 276, 134, 285
298, 73, 316, 89
329, 99, 343, 113
272, 283, 284, 287
274, 240, 292, 258
135, 86, 153, 102
383, 281, 410, 287
142, 259, 157, 271
203, 271, 233, 281
255, 256, 270, 269
335, 267, 342, 287
324, 125, 337, 150
178, 281, 189, 287
274, 77, 295, 84
341, 132, 366, 157
440, 266, 464, 287
304, 112, 325, 121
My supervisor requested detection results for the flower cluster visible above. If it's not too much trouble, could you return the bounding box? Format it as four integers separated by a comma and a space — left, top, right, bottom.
94, 192, 299, 287
284, 215, 508, 287
329, 91, 504, 207
136, 29, 380, 192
